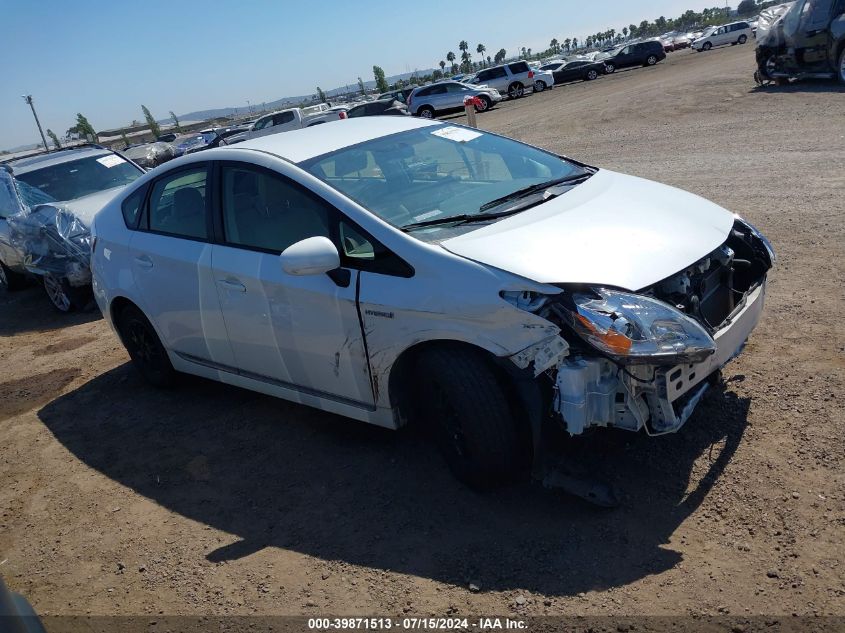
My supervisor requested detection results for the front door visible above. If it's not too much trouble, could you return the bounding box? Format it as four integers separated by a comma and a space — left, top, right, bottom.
210, 161, 374, 408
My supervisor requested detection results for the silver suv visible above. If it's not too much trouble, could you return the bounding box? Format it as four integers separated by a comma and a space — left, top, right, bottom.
469, 61, 540, 98
408, 81, 502, 118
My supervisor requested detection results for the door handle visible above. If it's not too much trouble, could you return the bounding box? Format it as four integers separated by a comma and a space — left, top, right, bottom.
217, 279, 246, 292
134, 255, 153, 269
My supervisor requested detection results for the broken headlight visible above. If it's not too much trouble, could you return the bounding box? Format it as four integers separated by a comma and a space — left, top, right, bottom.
559, 288, 716, 365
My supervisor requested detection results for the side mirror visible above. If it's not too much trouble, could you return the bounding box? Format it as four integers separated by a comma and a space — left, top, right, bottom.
280, 236, 340, 276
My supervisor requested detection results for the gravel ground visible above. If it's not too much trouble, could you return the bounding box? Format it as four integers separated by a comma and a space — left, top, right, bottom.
1, 44, 843, 622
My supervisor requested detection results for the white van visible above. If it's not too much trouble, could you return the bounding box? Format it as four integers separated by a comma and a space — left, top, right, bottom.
692, 21, 753, 50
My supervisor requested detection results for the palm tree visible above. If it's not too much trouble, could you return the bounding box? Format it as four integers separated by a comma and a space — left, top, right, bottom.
459, 40, 469, 55
572, 37, 578, 50
520, 46, 527, 58
549, 38, 559, 54
622, 26, 628, 39
439, 60, 446, 74
446, 51, 455, 67
486, 55, 492, 65
476, 43, 486, 66
495, 48, 507, 64
564, 38, 571, 52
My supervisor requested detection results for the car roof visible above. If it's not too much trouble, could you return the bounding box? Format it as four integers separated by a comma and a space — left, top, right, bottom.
235, 117, 440, 163
4, 146, 113, 175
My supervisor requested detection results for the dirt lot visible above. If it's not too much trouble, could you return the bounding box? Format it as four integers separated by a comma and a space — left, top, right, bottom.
1, 44, 843, 621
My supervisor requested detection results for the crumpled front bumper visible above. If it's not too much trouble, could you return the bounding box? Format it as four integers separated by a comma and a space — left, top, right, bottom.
553, 280, 767, 435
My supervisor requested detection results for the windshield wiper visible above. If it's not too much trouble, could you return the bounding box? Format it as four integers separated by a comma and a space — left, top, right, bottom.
400, 206, 538, 232
477, 172, 593, 213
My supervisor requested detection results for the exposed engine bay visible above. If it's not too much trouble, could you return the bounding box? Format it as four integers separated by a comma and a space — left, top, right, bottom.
507, 217, 774, 436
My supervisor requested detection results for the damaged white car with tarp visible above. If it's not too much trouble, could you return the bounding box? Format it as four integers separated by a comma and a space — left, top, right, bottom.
0, 146, 143, 311
90, 118, 774, 492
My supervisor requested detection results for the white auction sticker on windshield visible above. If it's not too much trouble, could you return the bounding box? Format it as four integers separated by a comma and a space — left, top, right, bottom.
431, 126, 482, 143
97, 155, 126, 168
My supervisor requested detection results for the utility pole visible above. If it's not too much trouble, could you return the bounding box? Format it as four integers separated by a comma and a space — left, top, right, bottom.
22, 94, 49, 150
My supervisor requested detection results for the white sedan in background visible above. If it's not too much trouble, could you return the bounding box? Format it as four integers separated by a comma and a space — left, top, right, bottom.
91, 118, 773, 488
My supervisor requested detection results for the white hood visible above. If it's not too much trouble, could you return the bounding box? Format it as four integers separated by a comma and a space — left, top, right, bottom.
441, 169, 735, 291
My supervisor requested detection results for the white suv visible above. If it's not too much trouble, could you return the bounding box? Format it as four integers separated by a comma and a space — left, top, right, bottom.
692, 21, 753, 50
469, 61, 553, 98
91, 118, 773, 489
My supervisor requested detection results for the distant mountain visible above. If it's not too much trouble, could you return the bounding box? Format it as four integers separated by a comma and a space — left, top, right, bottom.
167, 68, 439, 122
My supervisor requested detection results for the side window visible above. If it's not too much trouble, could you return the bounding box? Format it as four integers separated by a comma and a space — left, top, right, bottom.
147, 167, 207, 239
490, 66, 508, 79
429, 85, 447, 95
415, 87, 431, 97
621, 46, 630, 55
221, 163, 330, 253
338, 218, 413, 277
253, 116, 272, 131
508, 62, 529, 74
476, 70, 491, 81
805, 0, 835, 29
273, 111, 295, 126
121, 185, 147, 229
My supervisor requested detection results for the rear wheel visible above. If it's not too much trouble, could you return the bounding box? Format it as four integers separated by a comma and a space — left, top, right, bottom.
415, 348, 526, 489
0, 261, 27, 292
418, 105, 435, 119
42, 275, 91, 312
533, 80, 547, 92
117, 304, 177, 387
738, 34, 748, 44
507, 82, 525, 98
645, 54, 658, 66
585, 69, 598, 80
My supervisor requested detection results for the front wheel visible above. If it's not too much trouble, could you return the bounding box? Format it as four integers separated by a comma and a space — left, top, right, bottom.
702, 42, 712, 51
838, 47, 845, 85
474, 95, 492, 112
507, 82, 525, 98
117, 304, 177, 387
416, 349, 526, 489
533, 80, 546, 92
42, 275, 91, 312
645, 55, 658, 66
738, 34, 747, 44
604, 63, 615, 73
585, 69, 598, 80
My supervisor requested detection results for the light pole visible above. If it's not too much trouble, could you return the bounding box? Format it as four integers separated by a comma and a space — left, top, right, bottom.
22, 94, 49, 150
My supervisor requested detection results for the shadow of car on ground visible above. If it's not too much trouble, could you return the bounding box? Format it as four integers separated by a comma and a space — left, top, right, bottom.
38, 363, 750, 596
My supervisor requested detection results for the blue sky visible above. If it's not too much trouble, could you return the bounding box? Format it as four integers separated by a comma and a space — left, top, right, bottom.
2, 0, 719, 149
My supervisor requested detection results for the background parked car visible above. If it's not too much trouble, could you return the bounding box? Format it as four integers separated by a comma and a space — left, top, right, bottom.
169, 134, 210, 157
377, 87, 415, 104
539, 59, 606, 83
0, 146, 144, 310
123, 142, 174, 169
692, 21, 753, 50
598, 40, 666, 72
469, 61, 538, 98
408, 81, 502, 118
345, 99, 409, 118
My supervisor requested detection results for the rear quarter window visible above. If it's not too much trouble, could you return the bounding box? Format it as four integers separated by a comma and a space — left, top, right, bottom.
121, 185, 147, 229
508, 62, 529, 73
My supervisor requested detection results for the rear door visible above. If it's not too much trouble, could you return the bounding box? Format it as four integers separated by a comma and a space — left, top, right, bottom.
129, 163, 235, 367
794, 0, 836, 66
425, 84, 449, 111
209, 160, 374, 408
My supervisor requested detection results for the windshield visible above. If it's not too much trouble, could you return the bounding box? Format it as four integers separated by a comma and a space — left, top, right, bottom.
301, 125, 587, 239
14, 154, 142, 203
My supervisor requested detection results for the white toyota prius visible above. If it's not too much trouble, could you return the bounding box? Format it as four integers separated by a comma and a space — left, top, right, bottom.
91, 117, 773, 488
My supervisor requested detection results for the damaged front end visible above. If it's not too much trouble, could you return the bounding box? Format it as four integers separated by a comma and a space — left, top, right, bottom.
506, 217, 773, 436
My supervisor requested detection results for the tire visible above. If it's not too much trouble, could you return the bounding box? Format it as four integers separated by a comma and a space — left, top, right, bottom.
585, 69, 598, 81
533, 80, 546, 93
417, 105, 435, 119
702, 42, 712, 51
604, 62, 615, 73
507, 82, 524, 98
415, 348, 525, 489
474, 95, 492, 112
42, 275, 92, 313
838, 47, 845, 85
0, 261, 27, 292
738, 34, 747, 44
645, 55, 658, 66
116, 303, 177, 387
